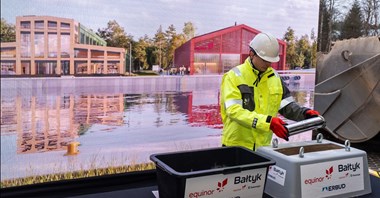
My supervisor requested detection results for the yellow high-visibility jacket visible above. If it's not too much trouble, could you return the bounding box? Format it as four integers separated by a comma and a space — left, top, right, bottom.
220, 58, 309, 150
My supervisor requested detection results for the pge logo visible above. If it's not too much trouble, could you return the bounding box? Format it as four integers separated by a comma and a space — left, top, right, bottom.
325, 166, 333, 180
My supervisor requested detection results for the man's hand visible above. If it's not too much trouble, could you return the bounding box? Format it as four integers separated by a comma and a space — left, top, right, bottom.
305, 109, 320, 119
270, 117, 289, 141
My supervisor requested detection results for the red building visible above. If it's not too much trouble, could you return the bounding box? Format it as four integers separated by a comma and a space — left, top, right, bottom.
174, 24, 286, 75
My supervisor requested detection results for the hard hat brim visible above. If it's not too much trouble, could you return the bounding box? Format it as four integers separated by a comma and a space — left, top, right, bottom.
259, 54, 280, 63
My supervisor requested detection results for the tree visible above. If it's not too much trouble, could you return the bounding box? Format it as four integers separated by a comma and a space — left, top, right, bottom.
361, 0, 380, 36
146, 45, 157, 69
165, 24, 187, 67
165, 24, 177, 67
310, 29, 318, 68
134, 35, 150, 69
318, 0, 330, 52
153, 25, 167, 68
183, 22, 196, 41
297, 35, 311, 68
318, 0, 342, 52
341, 0, 363, 39
283, 27, 298, 69
0, 18, 15, 42
97, 20, 135, 72
97, 20, 133, 49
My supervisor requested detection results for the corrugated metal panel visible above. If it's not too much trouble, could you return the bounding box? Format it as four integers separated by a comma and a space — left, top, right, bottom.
194, 36, 221, 53
222, 30, 241, 54
242, 29, 256, 53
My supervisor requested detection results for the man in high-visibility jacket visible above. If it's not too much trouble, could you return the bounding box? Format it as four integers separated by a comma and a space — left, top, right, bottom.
220, 32, 319, 151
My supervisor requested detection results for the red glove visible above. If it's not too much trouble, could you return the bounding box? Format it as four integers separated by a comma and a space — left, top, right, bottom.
270, 117, 289, 141
305, 109, 320, 119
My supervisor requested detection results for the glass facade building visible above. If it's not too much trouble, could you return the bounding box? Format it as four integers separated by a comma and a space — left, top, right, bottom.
174, 24, 287, 75
0, 16, 125, 76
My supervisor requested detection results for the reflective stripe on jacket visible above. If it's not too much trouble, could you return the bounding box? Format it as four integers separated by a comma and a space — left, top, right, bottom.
220, 58, 308, 150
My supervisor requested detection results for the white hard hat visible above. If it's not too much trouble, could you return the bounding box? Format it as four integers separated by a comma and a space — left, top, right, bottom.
249, 33, 280, 63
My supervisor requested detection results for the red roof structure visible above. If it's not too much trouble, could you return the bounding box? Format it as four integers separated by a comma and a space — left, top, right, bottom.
174, 24, 286, 75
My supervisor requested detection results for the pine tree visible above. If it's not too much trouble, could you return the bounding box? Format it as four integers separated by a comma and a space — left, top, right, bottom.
283, 27, 298, 69
340, 0, 363, 39
310, 29, 318, 68
135, 35, 150, 69
297, 35, 311, 69
154, 25, 167, 68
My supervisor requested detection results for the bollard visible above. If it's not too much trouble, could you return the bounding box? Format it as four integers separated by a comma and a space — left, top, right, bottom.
65, 141, 80, 156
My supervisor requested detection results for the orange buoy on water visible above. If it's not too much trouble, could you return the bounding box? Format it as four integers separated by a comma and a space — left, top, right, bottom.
65, 141, 80, 156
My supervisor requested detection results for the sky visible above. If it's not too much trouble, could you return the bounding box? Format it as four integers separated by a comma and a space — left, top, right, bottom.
1, 0, 320, 40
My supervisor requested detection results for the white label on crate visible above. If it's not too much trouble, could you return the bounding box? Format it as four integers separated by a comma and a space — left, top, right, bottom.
267, 165, 286, 186
300, 157, 364, 198
184, 167, 267, 198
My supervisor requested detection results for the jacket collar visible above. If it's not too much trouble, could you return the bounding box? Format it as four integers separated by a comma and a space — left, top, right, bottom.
244, 58, 272, 77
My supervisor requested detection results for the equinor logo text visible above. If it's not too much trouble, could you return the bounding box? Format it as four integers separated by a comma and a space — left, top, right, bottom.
188, 178, 228, 198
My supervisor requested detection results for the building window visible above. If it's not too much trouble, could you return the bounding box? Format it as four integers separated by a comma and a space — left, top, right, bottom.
35, 21, 44, 29
61, 33, 70, 58
60, 22, 70, 30
107, 51, 120, 59
0, 47, 16, 58
35, 61, 57, 75
21, 61, 31, 74
193, 53, 220, 74
20, 21, 31, 29
91, 61, 104, 74
107, 61, 120, 74
48, 21, 57, 29
91, 50, 104, 58
61, 61, 70, 75
1, 61, 16, 75
85, 36, 90, 44
48, 33, 58, 58
34, 32, 45, 58
74, 48, 88, 58
80, 33, 85, 44
75, 61, 87, 74
74, 34, 79, 44
221, 54, 240, 73
21, 32, 31, 58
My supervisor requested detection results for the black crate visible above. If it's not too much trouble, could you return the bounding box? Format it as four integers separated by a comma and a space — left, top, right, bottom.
150, 146, 275, 198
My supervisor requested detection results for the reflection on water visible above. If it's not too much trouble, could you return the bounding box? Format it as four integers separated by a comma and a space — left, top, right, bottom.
1, 92, 222, 154
0, 74, 315, 180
